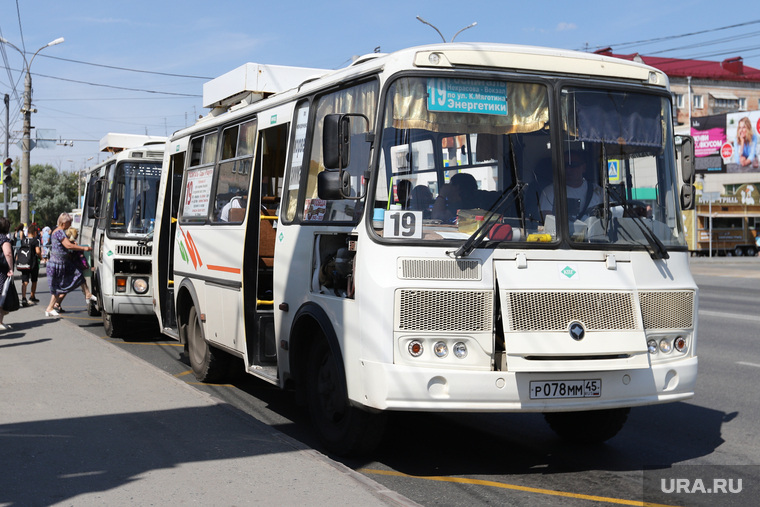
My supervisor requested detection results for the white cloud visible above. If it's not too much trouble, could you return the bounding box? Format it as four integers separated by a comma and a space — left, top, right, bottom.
556, 22, 577, 32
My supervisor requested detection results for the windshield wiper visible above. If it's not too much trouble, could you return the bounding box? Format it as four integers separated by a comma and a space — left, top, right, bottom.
449, 182, 526, 258
607, 186, 668, 260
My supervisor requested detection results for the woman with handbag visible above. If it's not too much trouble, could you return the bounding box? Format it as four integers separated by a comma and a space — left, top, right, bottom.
0, 217, 18, 330
44, 212, 93, 318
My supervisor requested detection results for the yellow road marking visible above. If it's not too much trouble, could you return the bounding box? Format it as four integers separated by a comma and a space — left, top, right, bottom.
175, 370, 193, 377
100, 336, 183, 346
359, 469, 680, 507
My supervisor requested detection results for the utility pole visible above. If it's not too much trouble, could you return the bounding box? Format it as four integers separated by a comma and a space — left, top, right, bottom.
0, 36, 65, 225
4, 94, 9, 218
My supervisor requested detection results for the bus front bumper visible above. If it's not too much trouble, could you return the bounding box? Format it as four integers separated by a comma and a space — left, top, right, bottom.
103, 294, 153, 316
357, 357, 697, 412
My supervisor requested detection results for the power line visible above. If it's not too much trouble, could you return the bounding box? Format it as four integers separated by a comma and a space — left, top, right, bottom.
37, 54, 213, 80
3, 67, 202, 98
583, 19, 760, 52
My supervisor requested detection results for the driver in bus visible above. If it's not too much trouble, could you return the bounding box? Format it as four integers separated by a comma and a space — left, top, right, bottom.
540, 150, 603, 222
432, 172, 484, 223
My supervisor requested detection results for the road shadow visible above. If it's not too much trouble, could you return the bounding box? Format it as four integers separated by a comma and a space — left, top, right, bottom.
0, 404, 304, 506
342, 401, 728, 476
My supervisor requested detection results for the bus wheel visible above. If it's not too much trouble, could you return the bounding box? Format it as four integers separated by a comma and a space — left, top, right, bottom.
102, 310, 125, 337
734, 246, 744, 256
543, 407, 630, 443
185, 306, 229, 383
87, 298, 101, 317
306, 339, 386, 456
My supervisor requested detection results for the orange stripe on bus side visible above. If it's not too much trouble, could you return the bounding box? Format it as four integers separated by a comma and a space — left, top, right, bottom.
206, 265, 241, 274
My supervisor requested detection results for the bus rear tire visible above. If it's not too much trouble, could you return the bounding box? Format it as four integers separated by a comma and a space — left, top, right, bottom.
185, 305, 229, 383
306, 339, 386, 456
543, 407, 630, 443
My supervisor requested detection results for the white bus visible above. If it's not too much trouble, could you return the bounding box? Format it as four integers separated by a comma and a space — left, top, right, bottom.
152, 44, 698, 455
80, 133, 167, 336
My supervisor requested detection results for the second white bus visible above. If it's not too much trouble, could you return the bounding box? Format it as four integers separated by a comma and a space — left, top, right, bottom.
81, 133, 167, 336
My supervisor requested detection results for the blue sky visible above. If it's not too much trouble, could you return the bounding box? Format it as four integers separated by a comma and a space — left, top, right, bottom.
1, 0, 759, 171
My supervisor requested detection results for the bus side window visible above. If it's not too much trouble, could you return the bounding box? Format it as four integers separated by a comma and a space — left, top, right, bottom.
213, 120, 257, 224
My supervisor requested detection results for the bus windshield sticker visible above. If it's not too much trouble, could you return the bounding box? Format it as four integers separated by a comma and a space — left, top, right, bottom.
304, 198, 326, 221
427, 78, 508, 116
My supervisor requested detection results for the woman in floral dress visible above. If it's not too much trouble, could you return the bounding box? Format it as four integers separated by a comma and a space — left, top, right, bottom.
44, 212, 92, 317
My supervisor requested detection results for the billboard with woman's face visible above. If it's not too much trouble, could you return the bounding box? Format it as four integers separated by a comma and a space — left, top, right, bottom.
692, 111, 760, 174
723, 111, 760, 173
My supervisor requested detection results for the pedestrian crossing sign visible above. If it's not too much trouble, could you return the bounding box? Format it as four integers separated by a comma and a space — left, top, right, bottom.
608, 159, 620, 182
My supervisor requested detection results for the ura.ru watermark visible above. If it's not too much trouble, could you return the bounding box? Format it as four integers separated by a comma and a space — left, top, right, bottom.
660, 477, 742, 494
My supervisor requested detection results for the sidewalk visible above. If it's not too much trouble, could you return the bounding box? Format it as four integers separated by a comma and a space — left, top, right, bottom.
0, 274, 415, 507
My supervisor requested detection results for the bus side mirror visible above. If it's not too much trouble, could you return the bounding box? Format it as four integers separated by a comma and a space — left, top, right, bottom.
677, 135, 696, 210
323, 114, 351, 170
89, 179, 105, 219
681, 184, 695, 210
318, 170, 351, 200
679, 135, 695, 183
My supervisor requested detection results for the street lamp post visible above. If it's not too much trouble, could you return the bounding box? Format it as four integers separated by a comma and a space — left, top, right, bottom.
0, 36, 64, 225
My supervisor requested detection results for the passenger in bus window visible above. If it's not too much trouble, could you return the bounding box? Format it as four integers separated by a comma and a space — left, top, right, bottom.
395, 179, 412, 209
410, 185, 434, 218
220, 193, 248, 222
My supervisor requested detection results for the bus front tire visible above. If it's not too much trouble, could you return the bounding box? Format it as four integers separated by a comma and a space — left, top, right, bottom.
543, 407, 630, 443
102, 310, 125, 337
306, 339, 386, 457
185, 306, 229, 383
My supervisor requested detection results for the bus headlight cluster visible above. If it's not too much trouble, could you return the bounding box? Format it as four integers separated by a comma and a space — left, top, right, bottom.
647, 335, 688, 355
407, 339, 468, 359
132, 277, 149, 294
115, 276, 149, 294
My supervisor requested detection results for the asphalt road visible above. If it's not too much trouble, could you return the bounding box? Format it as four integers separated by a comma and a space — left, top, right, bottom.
58, 257, 760, 506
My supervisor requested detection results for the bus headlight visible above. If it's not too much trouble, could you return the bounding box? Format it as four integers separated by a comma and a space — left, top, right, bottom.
453, 342, 468, 359
647, 339, 658, 354
433, 341, 448, 358
132, 277, 149, 294
659, 338, 672, 353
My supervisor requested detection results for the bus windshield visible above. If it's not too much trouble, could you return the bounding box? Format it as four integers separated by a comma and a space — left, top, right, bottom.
108, 161, 163, 237
372, 76, 687, 254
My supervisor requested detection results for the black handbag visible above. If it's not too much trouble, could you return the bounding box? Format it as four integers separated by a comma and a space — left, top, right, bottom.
2, 279, 20, 312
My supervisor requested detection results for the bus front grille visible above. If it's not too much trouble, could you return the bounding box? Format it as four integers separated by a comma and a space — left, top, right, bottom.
396, 289, 493, 332
116, 244, 152, 256
504, 290, 695, 332
639, 290, 694, 329
397, 258, 481, 280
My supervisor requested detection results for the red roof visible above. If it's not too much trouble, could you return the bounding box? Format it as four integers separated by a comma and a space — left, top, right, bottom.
595, 49, 760, 82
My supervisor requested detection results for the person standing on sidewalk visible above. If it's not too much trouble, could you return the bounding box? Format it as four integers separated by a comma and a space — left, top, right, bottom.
0, 217, 15, 330
18, 224, 42, 306
44, 213, 92, 318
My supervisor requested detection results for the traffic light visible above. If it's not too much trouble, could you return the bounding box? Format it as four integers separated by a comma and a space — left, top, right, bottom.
2, 158, 12, 186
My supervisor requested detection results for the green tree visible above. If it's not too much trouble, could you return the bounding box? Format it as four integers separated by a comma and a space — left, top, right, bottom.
29, 164, 78, 228
2, 164, 78, 228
